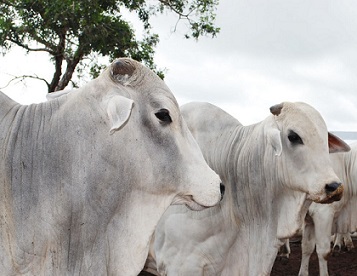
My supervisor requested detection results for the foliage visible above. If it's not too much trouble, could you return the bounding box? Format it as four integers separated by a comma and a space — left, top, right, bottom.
0, 0, 220, 92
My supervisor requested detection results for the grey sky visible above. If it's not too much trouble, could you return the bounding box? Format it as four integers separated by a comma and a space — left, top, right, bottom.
151, 0, 357, 132
0, 0, 356, 134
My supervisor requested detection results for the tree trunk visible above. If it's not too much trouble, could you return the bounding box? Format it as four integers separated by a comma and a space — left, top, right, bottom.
54, 56, 81, 91
49, 55, 63, 92
49, 28, 67, 93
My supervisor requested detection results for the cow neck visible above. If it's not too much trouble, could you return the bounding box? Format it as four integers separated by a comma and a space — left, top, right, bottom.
0, 92, 18, 118
1, 97, 63, 179
221, 121, 298, 274
226, 122, 273, 224
0, 96, 69, 273
274, 189, 311, 238
329, 146, 357, 233
198, 123, 242, 226
343, 147, 357, 232
222, 220, 282, 276
0, 92, 20, 272
207, 123, 243, 180
338, 147, 357, 198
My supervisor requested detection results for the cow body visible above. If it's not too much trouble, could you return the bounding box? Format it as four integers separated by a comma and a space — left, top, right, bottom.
0, 59, 222, 275
298, 142, 357, 276
144, 102, 349, 276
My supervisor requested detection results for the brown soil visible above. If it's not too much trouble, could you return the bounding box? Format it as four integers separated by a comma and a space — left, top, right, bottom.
271, 238, 357, 276
139, 238, 357, 275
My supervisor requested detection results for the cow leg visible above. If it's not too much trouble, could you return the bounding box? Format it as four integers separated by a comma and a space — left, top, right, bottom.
314, 213, 334, 276
333, 232, 354, 251
343, 233, 354, 251
298, 222, 316, 276
333, 233, 343, 252
278, 239, 291, 259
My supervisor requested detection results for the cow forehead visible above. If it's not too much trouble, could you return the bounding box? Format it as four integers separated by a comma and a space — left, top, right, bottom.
97, 59, 181, 115
279, 102, 323, 119
275, 102, 327, 134
131, 86, 180, 119
111, 60, 179, 110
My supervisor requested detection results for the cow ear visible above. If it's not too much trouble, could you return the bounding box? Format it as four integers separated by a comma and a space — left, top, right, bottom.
328, 132, 350, 153
267, 128, 282, 156
106, 95, 134, 134
46, 90, 71, 100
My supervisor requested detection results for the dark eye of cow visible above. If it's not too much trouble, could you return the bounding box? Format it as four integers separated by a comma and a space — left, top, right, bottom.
288, 130, 303, 145
155, 109, 172, 123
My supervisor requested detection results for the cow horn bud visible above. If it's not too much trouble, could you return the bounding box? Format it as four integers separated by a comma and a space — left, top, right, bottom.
111, 59, 136, 84
270, 103, 284, 116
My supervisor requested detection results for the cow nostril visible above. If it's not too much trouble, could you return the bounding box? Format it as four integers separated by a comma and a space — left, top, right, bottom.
220, 183, 225, 200
325, 182, 341, 193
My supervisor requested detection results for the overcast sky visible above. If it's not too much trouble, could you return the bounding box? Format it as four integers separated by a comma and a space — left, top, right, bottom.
1, 0, 357, 134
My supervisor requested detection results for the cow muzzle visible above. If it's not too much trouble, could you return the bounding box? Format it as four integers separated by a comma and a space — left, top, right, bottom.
315, 182, 344, 204
220, 183, 225, 201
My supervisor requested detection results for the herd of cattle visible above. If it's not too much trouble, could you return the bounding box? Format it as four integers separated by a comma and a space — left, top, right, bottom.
0, 58, 355, 275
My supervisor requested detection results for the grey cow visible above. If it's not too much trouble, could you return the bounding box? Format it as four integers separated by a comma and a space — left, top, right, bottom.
0, 59, 222, 275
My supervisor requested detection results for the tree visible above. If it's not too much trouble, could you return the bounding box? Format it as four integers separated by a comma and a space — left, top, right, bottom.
0, 0, 220, 92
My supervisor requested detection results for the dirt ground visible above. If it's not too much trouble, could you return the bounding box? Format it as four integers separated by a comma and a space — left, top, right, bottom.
271, 237, 357, 276
140, 237, 357, 276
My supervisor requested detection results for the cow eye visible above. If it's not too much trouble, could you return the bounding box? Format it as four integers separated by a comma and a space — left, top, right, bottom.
288, 131, 303, 145
155, 109, 172, 123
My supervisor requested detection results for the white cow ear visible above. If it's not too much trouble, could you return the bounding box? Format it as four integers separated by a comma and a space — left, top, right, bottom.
328, 132, 351, 153
106, 95, 134, 134
46, 90, 71, 100
267, 128, 282, 156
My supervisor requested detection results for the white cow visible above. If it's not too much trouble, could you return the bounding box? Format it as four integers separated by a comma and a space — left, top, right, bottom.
0, 59, 223, 275
143, 101, 350, 276
297, 142, 357, 276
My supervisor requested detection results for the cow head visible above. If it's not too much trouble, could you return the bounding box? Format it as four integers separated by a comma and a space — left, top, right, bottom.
268, 102, 350, 204
101, 58, 223, 210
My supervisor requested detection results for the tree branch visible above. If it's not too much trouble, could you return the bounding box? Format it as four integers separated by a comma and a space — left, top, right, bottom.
0, 74, 50, 90
8, 38, 54, 54
158, 0, 197, 33
158, 0, 193, 18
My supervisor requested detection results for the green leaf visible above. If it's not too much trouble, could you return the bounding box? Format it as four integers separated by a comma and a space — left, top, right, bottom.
0, 0, 220, 92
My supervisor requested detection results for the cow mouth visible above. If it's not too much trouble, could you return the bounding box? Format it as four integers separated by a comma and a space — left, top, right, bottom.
185, 200, 209, 211
313, 185, 344, 204
172, 195, 209, 211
